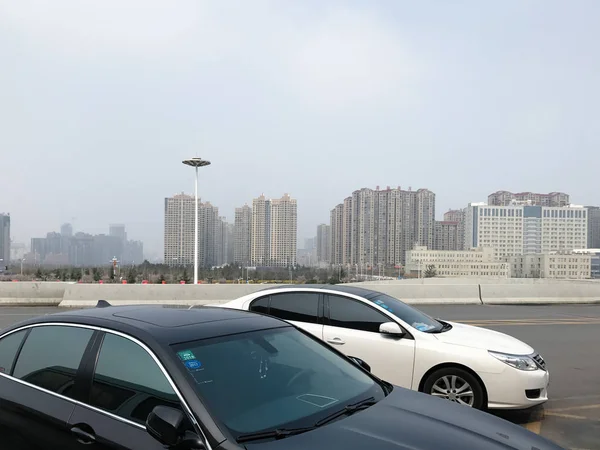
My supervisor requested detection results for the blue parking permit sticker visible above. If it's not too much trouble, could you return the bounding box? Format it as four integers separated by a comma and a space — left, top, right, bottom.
184, 360, 202, 370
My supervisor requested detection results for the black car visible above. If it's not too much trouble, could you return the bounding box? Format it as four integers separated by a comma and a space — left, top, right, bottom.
0, 303, 562, 450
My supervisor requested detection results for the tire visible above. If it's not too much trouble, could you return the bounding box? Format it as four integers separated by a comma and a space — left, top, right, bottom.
422, 367, 485, 410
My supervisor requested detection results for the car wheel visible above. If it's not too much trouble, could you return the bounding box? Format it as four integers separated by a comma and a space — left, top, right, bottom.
423, 367, 485, 409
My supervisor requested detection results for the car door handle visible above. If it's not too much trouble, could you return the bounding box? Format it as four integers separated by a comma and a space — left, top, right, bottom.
327, 337, 345, 345
71, 425, 96, 445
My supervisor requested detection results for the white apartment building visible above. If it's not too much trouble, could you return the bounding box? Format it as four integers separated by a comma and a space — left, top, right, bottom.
406, 246, 510, 278
164, 194, 230, 267
164, 193, 199, 266
250, 194, 297, 267
251, 195, 271, 266
464, 203, 588, 258
508, 253, 591, 279
351, 188, 376, 267
342, 197, 353, 265
234, 205, 252, 264
330, 204, 344, 265
270, 194, 297, 267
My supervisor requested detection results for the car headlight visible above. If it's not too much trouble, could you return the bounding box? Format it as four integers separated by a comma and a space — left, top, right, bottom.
488, 351, 538, 371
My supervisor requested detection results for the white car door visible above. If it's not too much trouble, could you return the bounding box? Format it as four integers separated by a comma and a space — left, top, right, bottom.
323, 294, 416, 388
247, 291, 324, 340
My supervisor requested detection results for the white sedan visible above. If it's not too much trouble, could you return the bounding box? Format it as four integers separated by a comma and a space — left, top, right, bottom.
216, 285, 549, 410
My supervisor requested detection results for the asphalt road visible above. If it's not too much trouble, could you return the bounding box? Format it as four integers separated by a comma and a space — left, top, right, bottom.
1, 304, 599, 450
419, 304, 600, 450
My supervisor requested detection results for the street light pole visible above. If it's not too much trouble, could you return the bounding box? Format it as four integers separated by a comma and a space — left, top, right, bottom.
182, 157, 211, 285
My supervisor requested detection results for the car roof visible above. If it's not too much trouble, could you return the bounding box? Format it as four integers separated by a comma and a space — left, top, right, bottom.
4, 304, 290, 346
256, 284, 383, 299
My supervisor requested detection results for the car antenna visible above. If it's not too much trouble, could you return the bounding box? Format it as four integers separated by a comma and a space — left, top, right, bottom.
96, 300, 112, 308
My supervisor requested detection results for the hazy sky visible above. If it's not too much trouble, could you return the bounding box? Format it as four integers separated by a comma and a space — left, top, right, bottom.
2, 0, 599, 260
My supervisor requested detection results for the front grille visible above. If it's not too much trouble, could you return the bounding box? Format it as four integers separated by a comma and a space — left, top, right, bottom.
532, 353, 547, 371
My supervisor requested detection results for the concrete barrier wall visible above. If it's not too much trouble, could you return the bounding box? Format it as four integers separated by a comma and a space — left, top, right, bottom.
357, 278, 597, 285
345, 283, 482, 305
0, 282, 71, 306
480, 283, 600, 304
60, 284, 281, 307
1, 280, 600, 307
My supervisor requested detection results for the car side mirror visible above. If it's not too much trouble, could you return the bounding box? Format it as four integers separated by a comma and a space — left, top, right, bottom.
146, 406, 206, 450
348, 356, 371, 372
379, 322, 405, 337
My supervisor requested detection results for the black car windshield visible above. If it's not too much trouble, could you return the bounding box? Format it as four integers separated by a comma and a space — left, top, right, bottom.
366, 293, 442, 332
171, 327, 385, 439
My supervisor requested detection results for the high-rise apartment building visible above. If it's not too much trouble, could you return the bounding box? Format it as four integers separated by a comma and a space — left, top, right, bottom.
251, 195, 271, 266
417, 189, 436, 250
330, 204, 344, 264
226, 223, 235, 264
316, 224, 330, 264
329, 186, 435, 267
351, 188, 376, 267
587, 206, 600, 249
270, 194, 297, 267
201, 202, 219, 267
488, 191, 570, 207
443, 209, 466, 250
234, 205, 252, 264
465, 203, 588, 258
342, 197, 353, 264
163, 193, 229, 267
249, 194, 297, 267
434, 221, 461, 251
164, 193, 198, 266
0, 214, 10, 266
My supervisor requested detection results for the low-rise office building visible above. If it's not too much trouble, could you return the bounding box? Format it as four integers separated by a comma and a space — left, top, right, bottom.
572, 249, 600, 279
508, 252, 591, 279
405, 246, 510, 278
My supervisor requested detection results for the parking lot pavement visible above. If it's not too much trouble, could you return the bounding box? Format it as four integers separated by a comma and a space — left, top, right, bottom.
420, 304, 600, 450
1, 304, 599, 449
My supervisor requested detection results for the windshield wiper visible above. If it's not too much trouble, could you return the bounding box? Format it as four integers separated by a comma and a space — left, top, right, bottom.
314, 397, 377, 427
236, 426, 316, 443
236, 397, 378, 443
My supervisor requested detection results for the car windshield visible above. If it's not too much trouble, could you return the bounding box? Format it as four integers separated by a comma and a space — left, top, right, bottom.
366, 293, 442, 332
171, 327, 385, 440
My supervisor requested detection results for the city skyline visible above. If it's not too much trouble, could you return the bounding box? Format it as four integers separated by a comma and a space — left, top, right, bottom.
3, 2, 600, 258
6, 187, 600, 263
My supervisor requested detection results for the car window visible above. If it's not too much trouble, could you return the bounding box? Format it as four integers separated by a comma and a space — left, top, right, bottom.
268, 292, 319, 324
327, 295, 390, 333
249, 295, 270, 314
0, 330, 28, 376
13, 325, 94, 398
89, 333, 183, 425
365, 294, 440, 332
172, 327, 383, 439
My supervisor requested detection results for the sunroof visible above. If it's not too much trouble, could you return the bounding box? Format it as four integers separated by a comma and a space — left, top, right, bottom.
112, 306, 249, 328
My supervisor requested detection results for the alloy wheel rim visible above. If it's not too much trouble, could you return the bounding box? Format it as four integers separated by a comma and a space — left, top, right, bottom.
430, 375, 475, 406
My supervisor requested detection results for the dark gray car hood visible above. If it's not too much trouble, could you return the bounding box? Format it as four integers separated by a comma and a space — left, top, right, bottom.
246, 387, 563, 450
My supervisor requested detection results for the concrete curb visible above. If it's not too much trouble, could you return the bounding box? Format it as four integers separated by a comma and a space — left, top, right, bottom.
0, 298, 63, 306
